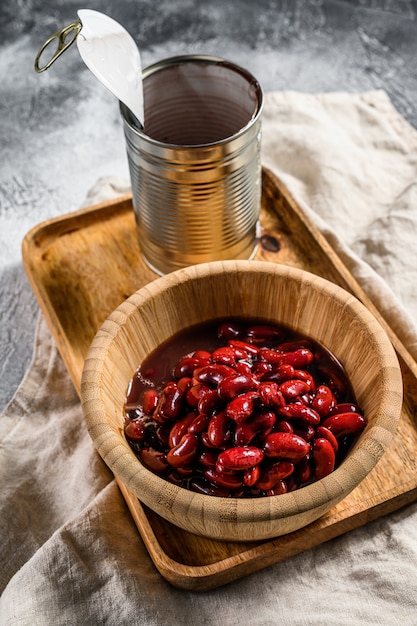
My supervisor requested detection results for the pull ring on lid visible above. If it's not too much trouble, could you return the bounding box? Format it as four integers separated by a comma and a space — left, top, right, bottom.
34, 21, 82, 73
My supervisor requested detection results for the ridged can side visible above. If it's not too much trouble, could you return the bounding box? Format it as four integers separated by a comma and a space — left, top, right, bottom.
120, 55, 263, 275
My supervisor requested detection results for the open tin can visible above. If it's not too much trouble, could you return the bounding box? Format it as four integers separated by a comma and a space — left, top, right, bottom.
120, 55, 263, 275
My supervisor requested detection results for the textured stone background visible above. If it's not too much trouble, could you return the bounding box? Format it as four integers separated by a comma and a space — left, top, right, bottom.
1, 0, 417, 410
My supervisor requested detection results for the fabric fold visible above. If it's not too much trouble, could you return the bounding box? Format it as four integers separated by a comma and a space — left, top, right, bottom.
0, 315, 113, 595
261, 90, 417, 360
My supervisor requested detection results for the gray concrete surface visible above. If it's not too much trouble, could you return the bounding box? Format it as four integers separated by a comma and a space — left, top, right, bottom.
2, 0, 417, 411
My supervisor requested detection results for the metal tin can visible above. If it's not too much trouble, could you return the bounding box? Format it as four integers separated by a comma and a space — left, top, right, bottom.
120, 55, 263, 275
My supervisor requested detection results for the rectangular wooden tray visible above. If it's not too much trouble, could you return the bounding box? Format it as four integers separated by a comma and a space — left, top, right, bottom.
22, 167, 417, 591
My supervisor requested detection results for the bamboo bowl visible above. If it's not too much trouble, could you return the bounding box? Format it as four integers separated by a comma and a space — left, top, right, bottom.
81, 260, 403, 542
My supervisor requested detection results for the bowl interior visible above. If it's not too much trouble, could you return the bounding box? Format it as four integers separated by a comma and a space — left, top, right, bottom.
81, 260, 402, 541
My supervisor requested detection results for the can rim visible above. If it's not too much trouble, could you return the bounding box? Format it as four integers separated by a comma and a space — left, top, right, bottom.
120, 54, 263, 149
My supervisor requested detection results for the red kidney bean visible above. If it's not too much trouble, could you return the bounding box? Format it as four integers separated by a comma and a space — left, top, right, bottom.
243, 464, 261, 487
216, 446, 264, 472
329, 402, 362, 416
263, 432, 310, 461
260, 348, 313, 369
211, 346, 236, 365
198, 448, 217, 468
311, 384, 336, 417
168, 411, 197, 448
124, 419, 147, 441
193, 349, 212, 360
285, 474, 300, 492
279, 379, 310, 400
277, 340, 314, 352
249, 410, 277, 434
177, 377, 192, 393
267, 363, 295, 383
228, 339, 260, 356
204, 467, 243, 490
187, 412, 210, 434
313, 437, 336, 480
194, 364, 236, 385
256, 461, 294, 490
217, 321, 242, 340
246, 324, 283, 343
299, 393, 312, 406
234, 410, 276, 446
174, 355, 210, 378
293, 369, 316, 393
282, 348, 314, 368
230, 346, 250, 360
186, 383, 210, 408
207, 410, 233, 447
218, 373, 259, 400
234, 361, 253, 376
141, 389, 159, 415
233, 423, 256, 446
258, 348, 285, 365
321, 412, 366, 438
139, 448, 168, 474
154, 382, 185, 422
297, 452, 313, 483
292, 423, 315, 442
275, 419, 294, 433
226, 391, 259, 423
315, 425, 338, 451
258, 381, 286, 409
280, 403, 321, 425
265, 479, 288, 496
200, 431, 227, 450
252, 361, 273, 378
197, 388, 223, 416
166, 433, 199, 467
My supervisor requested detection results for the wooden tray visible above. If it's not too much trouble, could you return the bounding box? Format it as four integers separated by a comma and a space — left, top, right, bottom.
22, 167, 417, 591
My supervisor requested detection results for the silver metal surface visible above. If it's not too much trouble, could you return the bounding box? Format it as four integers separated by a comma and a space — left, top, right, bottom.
121, 55, 263, 275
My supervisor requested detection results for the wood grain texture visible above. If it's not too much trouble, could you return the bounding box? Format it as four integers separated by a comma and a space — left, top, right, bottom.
22, 168, 417, 590
80, 260, 402, 540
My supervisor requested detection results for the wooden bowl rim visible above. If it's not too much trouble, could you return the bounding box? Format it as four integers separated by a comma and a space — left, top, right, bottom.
81, 260, 403, 526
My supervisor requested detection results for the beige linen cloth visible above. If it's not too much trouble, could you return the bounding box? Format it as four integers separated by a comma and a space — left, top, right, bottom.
1, 90, 417, 625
